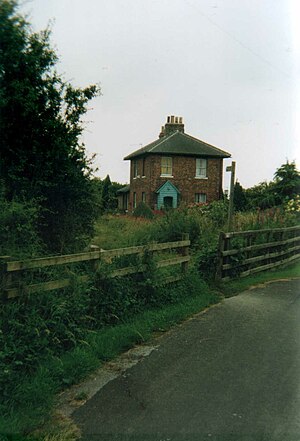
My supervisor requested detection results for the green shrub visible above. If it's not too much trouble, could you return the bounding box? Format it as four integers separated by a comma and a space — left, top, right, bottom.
195, 243, 219, 281
0, 278, 91, 402
151, 209, 201, 244
0, 199, 43, 258
198, 200, 228, 228
133, 202, 154, 219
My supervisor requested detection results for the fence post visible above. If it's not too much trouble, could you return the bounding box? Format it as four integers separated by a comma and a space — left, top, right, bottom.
89, 245, 101, 272
0, 256, 12, 300
216, 232, 226, 281
181, 233, 189, 274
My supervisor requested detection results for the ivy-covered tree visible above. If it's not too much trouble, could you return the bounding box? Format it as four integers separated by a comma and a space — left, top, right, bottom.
0, 0, 100, 252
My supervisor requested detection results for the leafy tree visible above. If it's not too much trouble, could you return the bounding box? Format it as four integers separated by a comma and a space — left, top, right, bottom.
245, 181, 277, 210
245, 161, 299, 210
273, 161, 300, 201
0, 0, 100, 252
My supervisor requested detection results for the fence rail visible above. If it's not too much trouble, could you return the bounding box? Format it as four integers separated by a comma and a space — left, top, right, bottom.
217, 225, 300, 281
0, 235, 190, 300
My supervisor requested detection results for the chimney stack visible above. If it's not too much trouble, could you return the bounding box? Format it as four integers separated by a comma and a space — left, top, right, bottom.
159, 115, 184, 137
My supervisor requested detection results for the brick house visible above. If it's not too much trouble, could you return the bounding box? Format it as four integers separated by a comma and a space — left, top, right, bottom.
118, 116, 231, 211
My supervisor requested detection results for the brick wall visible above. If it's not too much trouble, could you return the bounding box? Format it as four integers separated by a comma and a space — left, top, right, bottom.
128, 155, 223, 210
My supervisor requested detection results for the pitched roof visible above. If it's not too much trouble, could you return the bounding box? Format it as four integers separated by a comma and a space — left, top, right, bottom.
124, 131, 231, 160
116, 184, 130, 194
155, 180, 180, 194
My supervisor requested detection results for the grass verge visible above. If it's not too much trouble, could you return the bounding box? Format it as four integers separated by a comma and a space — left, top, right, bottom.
218, 261, 300, 297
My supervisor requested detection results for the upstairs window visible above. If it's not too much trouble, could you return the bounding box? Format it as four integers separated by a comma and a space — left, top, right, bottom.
133, 160, 138, 178
196, 158, 207, 178
142, 158, 146, 176
161, 156, 173, 176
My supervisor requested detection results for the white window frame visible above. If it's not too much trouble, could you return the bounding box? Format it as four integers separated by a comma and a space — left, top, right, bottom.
195, 193, 207, 203
133, 192, 137, 208
161, 156, 173, 177
196, 158, 207, 179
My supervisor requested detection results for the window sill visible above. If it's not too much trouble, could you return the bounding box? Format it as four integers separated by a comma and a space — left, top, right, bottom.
160, 175, 174, 178
195, 176, 208, 180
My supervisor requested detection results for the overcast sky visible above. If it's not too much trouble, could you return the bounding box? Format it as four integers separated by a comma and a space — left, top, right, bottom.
21, 0, 299, 189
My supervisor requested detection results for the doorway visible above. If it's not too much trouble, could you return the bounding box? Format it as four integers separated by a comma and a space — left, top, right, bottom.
163, 196, 173, 209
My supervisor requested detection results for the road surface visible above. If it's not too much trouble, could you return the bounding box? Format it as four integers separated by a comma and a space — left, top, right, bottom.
73, 279, 300, 441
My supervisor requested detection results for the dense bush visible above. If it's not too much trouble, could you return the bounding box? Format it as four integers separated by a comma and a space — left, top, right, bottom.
0, 199, 43, 257
135, 208, 202, 245
195, 243, 219, 281
133, 202, 154, 219
0, 278, 91, 401
199, 200, 228, 227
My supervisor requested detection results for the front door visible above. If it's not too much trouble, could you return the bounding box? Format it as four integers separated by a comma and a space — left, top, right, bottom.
163, 196, 173, 209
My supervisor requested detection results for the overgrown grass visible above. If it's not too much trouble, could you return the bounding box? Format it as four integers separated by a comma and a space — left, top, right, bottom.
93, 215, 152, 249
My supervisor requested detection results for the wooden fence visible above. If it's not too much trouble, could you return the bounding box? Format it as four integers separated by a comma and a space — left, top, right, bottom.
0, 234, 190, 300
217, 225, 300, 281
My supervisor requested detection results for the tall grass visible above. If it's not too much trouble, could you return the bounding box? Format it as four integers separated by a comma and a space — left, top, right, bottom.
93, 204, 299, 251
93, 215, 152, 249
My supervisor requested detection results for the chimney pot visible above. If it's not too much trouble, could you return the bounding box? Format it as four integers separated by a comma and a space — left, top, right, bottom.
161, 115, 185, 137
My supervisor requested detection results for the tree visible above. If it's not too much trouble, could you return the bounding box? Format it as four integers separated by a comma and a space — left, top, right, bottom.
233, 181, 247, 211
101, 175, 112, 212
0, 1, 100, 252
273, 161, 300, 202
244, 161, 299, 210
245, 181, 277, 210
100, 175, 123, 212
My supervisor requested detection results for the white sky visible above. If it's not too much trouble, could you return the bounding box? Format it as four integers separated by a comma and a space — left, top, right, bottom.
21, 0, 300, 189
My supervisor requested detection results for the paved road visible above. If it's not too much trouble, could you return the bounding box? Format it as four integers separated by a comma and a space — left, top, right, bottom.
73, 279, 300, 441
